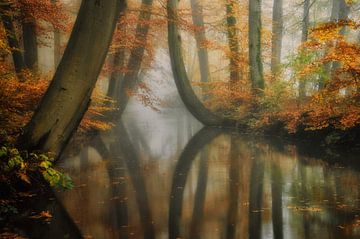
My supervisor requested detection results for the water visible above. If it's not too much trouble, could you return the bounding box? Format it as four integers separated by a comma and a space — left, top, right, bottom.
24, 108, 360, 239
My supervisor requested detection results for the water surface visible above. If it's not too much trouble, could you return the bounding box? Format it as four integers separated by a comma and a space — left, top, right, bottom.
52, 110, 360, 239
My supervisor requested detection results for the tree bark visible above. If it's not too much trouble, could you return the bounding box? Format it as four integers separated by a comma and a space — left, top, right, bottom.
271, 0, 283, 76
116, 0, 153, 116
249, 0, 264, 96
0, 2, 26, 74
167, 0, 233, 126
22, 17, 38, 70
19, 0, 126, 158
226, 0, 241, 86
299, 0, 310, 98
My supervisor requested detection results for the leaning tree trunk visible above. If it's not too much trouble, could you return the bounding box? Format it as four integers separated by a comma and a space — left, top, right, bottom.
22, 17, 38, 70
190, 0, 210, 85
226, 0, 241, 86
299, 0, 310, 98
167, 0, 232, 126
249, 0, 264, 96
271, 0, 283, 77
0, 2, 26, 75
19, 0, 126, 158
116, 0, 154, 116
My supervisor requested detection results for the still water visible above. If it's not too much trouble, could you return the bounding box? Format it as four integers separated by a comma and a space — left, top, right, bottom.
35, 107, 360, 239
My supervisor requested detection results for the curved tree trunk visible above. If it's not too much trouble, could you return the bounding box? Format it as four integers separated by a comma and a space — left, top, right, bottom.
271, 0, 283, 77
116, 0, 154, 116
249, 0, 264, 96
22, 18, 38, 70
19, 0, 126, 158
0, 3, 26, 75
167, 0, 233, 126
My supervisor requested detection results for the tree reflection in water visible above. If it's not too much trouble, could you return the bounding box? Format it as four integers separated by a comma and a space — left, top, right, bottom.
52, 122, 360, 239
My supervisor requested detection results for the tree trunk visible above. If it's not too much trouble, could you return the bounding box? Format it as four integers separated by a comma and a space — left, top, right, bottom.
22, 18, 38, 70
51, 0, 61, 69
249, 0, 264, 96
190, 0, 210, 85
226, 0, 241, 86
167, 0, 232, 126
331, 0, 350, 71
299, 0, 310, 98
0, 3, 26, 74
116, 0, 153, 116
19, 0, 126, 158
107, 19, 126, 100
271, 0, 283, 77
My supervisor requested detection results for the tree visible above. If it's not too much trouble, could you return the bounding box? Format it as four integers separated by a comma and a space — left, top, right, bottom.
116, 0, 154, 116
299, 0, 310, 98
226, 0, 242, 86
190, 0, 211, 86
271, 0, 283, 76
0, 2, 26, 75
249, 0, 264, 96
167, 0, 233, 126
51, 0, 61, 69
22, 16, 37, 70
19, 0, 126, 158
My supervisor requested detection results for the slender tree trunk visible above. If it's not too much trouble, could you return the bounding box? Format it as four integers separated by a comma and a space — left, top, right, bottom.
116, 0, 153, 116
299, 0, 310, 98
226, 0, 241, 86
249, 0, 264, 96
51, 0, 61, 69
190, 0, 210, 85
107, 18, 127, 100
331, 0, 349, 71
22, 18, 38, 70
167, 0, 233, 126
271, 0, 283, 77
322, 0, 340, 89
19, 0, 126, 158
0, 3, 26, 74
